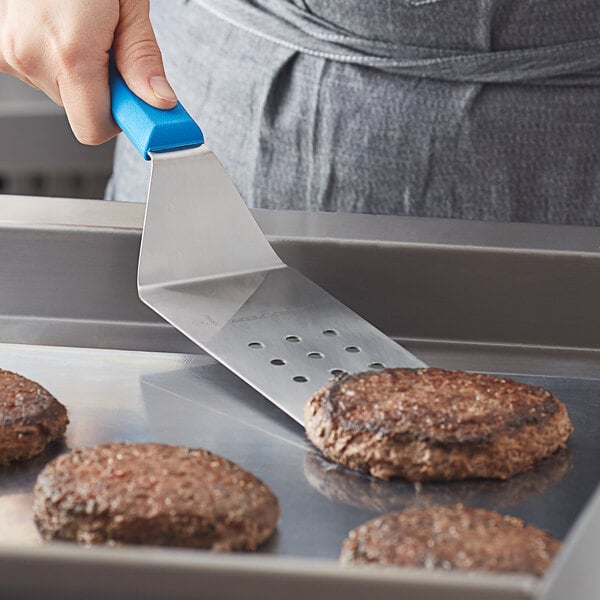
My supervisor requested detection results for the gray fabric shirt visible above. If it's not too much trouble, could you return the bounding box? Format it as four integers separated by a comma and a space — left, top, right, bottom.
106, 0, 600, 225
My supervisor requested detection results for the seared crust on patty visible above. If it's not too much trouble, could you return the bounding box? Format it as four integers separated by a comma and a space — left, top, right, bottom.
340, 504, 561, 577
33, 442, 279, 550
0, 369, 68, 465
305, 368, 573, 481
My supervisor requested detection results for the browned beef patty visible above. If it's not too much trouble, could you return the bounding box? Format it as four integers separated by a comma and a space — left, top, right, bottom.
0, 369, 68, 465
33, 442, 279, 550
340, 504, 560, 577
305, 368, 573, 481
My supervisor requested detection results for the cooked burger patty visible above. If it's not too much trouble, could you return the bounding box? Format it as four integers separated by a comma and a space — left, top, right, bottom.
0, 369, 68, 465
305, 368, 573, 481
340, 504, 561, 577
33, 442, 279, 550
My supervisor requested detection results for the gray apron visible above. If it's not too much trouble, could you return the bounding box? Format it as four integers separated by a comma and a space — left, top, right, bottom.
106, 0, 600, 225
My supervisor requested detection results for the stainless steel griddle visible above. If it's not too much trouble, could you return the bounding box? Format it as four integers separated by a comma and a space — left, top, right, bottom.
0, 343, 598, 553
0, 196, 598, 600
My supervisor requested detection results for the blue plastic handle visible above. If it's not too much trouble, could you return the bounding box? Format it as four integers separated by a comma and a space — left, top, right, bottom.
109, 60, 204, 160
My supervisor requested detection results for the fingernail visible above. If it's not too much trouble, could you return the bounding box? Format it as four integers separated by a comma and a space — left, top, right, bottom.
149, 76, 177, 102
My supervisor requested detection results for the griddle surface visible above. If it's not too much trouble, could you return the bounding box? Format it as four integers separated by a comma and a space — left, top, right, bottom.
0, 343, 598, 557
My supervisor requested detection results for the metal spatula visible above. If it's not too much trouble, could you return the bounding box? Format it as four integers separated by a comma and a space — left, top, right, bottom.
110, 67, 425, 425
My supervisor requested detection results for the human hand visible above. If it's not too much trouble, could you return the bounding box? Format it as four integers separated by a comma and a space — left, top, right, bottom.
0, 0, 177, 145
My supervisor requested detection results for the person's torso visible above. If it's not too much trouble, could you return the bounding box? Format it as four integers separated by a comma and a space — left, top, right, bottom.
284, 0, 600, 50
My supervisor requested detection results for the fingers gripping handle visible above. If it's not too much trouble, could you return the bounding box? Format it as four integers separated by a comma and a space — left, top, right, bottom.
109, 60, 204, 160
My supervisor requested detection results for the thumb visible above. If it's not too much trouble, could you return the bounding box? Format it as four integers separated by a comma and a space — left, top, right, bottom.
113, 0, 177, 109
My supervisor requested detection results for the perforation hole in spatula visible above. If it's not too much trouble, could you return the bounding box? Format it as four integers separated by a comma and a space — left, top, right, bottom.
245, 323, 390, 399
270, 358, 286, 366
368, 362, 386, 370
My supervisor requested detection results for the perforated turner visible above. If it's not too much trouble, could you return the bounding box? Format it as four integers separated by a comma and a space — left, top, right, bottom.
110, 67, 425, 425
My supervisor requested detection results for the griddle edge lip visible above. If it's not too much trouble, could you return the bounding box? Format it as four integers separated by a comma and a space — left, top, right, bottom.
0, 542, 541, 600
